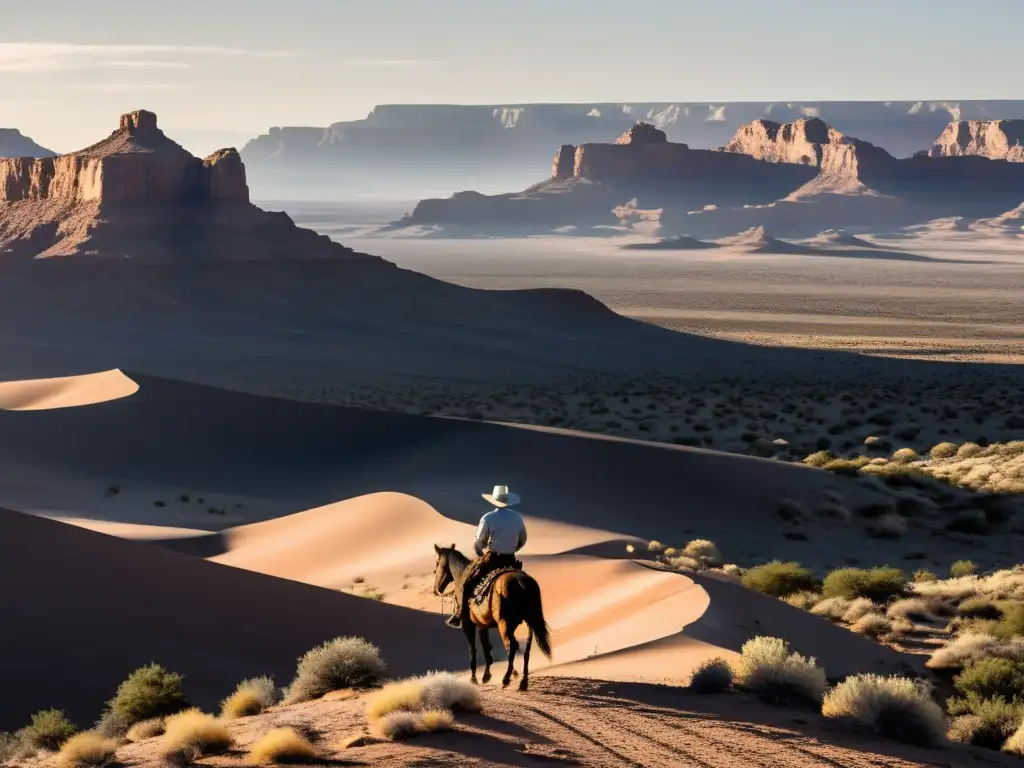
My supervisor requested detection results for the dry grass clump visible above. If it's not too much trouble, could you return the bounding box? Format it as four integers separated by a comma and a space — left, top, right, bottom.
957, 442, 984, 458
125, 717, 165, 742
867, 513, 907, 539
886, 598, 937, 623
221, 676, 279, 719
734, 637, 826, 705
950, 560, 977, 578
689, 658, 734, 693
811, 596, 851, 622
741, 561, 816, 598
891, 448, 921, 464
366, 672, 480, 721
840, 597, 878, 624
822, 567, 906, 602
1005, 719, 1024, 754
784, 591, 822, 610
369, 709, 453, 741
822, 675, 945, 746
681, 539, 722, 566
57, 732, 119, 767
930, 442, 959, 459
23, 708, 78, 750
161, 710, 233, 761
667, 554, 703, 572
804, 450, 835, 468
928, 633, 1024, 670
285, 637, 386, 704
851, 613, 893, 639
247, 728, 318, 764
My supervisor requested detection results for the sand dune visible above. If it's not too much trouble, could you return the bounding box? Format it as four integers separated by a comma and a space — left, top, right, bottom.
0, 507, 466, 729
0, 373, 876, 574
0, 369, 137, 411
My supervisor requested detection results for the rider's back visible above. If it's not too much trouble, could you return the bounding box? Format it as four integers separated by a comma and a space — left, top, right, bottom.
478, 507, 527, 555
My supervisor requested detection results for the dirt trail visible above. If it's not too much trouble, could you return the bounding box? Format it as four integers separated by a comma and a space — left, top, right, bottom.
78, 677, 1009, 768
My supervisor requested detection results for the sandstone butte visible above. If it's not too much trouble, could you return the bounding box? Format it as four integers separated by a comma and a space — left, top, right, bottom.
929, 119, 1024, 162
0, 110, 380, 262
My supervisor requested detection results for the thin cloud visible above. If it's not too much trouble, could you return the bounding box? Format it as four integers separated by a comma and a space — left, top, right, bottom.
0, 42, 294, 73
96, 60, 194, 70
342, 58, 439, 69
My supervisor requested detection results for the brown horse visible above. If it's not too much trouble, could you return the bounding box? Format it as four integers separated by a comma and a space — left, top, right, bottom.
433, 544, 551, 691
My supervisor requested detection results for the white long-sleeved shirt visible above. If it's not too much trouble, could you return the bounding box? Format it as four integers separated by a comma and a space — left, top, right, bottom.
474, 507, 527, 555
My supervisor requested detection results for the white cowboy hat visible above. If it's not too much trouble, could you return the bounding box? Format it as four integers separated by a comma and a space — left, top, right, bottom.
482, 484, 520, 508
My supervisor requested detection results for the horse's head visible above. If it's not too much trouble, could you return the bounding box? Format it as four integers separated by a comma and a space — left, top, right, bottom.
432, 542, 457, 596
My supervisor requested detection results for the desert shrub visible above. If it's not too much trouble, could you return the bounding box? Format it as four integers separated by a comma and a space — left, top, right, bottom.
161, 710, 233, 760
823, 457, 870, 477
721, 563, 743, 577
811, 596, 852, 622
682, 539, 721, 566
247, 728, 317, 764
822, 674, 946, 747
822, 567, 906, 602
103, 663, 188, 731
1006, 719, 1024, 754
913, 569, 937, 583
928, 633, 1024, 670
0, 732, 22, 763
953, 658, 1024, 701
784, 591, 822, 610
851, 613, 893, 639
958, 598, 1004, 621
221, 676, 279, 719
957, 443, 984, 459
975, 603, 1024, 640
947, 696, 1024, 750
734, 636, 826, 705
365, 672, 480, 721
125, 717, 165, 742
369, 709, 453, 741
891, 448, 921, 464
22, 708, 78, 751
741, 561, 815, 598
804, 450, 835, 468
689, 658, 734, 693
930, 442, 959, 459
887, 598, 935, 623
285, 636, 385, 704
840, 597, 878, 624
667, 554, 702, 571
56, 732, 119, 767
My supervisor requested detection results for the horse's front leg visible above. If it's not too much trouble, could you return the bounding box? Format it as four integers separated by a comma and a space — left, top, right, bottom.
478, 627, 494, 684
464, 623, 479, 684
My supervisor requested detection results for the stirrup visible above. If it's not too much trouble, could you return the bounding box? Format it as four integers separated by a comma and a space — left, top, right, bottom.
445, 614, 463, 628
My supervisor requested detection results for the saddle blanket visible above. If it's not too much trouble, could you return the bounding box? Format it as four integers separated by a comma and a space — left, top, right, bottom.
471, 565, 522, 605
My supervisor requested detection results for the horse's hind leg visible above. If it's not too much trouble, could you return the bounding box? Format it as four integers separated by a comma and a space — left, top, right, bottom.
519, 628, 533, 692
500, 620, 519, 688
464, 624, 479, 684
479, 628, 494, 684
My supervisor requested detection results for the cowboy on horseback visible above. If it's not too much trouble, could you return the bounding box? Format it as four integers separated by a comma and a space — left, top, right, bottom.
446, 484, 527, 629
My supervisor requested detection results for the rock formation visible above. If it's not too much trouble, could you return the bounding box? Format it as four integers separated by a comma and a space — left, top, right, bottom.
396, 115, 1024, 238
0, 110, 248, 204
929, 120, 1024, 162
0, 129, 56, 159
0, 110, 379, 262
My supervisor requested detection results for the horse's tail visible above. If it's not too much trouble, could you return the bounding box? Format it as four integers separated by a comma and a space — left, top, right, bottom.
521, 575, 552, 659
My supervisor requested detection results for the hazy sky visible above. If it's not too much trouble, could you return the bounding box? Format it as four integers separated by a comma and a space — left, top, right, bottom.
2, 0, 1022, 154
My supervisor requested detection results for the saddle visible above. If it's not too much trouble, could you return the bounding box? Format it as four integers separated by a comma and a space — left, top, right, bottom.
470, 563, 522, 605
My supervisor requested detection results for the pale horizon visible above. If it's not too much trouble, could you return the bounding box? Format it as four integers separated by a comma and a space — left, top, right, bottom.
2, 0, 1023, 155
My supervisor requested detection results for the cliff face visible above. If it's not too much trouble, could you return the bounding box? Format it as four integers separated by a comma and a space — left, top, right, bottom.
929, 120, 1024, 162
0, 110, 383, 263
241, 101, 1024, 198
0, 111, 249, 204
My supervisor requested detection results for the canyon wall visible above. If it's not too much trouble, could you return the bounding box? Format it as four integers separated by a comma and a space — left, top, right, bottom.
0, 111, 249, 204
930, 120, 1024, 162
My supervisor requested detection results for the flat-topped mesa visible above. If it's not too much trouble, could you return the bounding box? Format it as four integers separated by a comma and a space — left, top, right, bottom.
0, 110, 249, 203
551, 121, 696, 184
929, 120, 1024, 162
